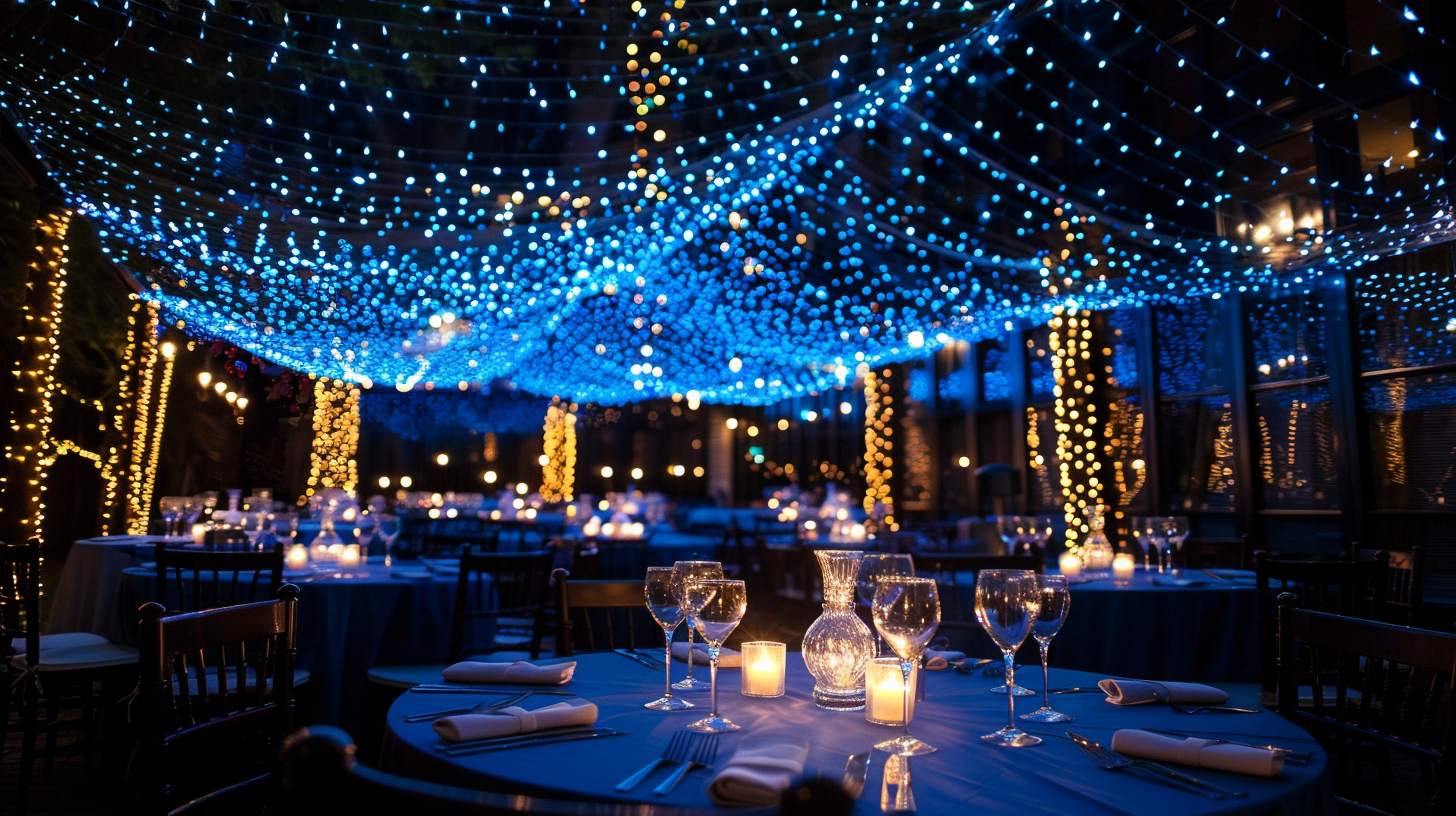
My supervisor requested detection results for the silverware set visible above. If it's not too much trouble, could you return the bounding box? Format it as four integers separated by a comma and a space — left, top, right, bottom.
1139, 728, 1315, 765
1066, 731, 1246, 799
614, 648, 667, 670
614, 731, 719, 795
403, 690, 573, 723
435, 726, 627, 756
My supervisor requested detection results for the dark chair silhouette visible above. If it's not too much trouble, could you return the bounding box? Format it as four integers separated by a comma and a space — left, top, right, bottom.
134, 585, 299, 815
1276, 593, 1455, 815
1255, 550, 1389, 700
154, 540, 285, 613
422, 529, 500, 557
1182, 534, 1251, 570
552, 568, 656, 656
3, 538, 137, 814
1352, 544, 1427, 628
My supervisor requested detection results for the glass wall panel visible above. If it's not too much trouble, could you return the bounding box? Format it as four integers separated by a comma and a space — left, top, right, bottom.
1155, 301, 1224, 394
1248, 293, 1328, 384
978, 336, 1012, 403
1357, 251, 1456, 371
1253, 384, 1339, 509
1364, 370, 1456, 510
1158, 394, 1238, 512
1026, 327, 1055, 401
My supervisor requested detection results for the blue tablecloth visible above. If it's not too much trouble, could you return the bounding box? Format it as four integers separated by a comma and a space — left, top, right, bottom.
940, 570, 1261, 682
47, 535, 166, 642
382, 653, 1333, 815
117, 563, 458, 727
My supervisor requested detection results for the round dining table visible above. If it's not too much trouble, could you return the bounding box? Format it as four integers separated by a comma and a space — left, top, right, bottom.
381, 652, 1333, 815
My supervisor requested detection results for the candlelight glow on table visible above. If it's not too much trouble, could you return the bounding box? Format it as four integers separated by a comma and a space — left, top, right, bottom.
740, 642, 786, 698
865, 657, 917, 726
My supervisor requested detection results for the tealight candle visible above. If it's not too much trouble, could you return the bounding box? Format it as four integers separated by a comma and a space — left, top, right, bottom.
865, 657, 917, 725
1059, 551, 1083, 579
338, 544, 361, 567
286, 544, 309, 570
190, 523, 207, 547
741, 642, 786, 698
1113, 552, 1136, 585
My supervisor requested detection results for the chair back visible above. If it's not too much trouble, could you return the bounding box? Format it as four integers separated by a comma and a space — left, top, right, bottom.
448, 549, 555, 662
155, 541, 285, 613
422, 529, 499, 557
1255, 550, 1389, 695
1182, 535, 1250, 569
552, 568, 655, 657
916, 553, 1044, 623
1276, 593, 1456, 814
0, 539, 41, 668
136, 586, 299, 813
1352, 544, 1426, 627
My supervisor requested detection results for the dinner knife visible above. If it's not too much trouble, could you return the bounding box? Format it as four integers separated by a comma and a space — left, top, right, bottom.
438, 728, 627, 756
615, 648, 665, 670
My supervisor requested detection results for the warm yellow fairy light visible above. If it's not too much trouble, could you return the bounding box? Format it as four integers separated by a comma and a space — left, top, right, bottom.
125, 302, 161, 533
308, 378, 361, 499
1048, 304, 1101, 555
134, 338, 178, 531
539, 397, 578, 502
99, 298, 143, 534
862, 366, 895, 533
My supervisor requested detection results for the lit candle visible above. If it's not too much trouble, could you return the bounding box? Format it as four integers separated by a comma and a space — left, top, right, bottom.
191, 523, 207, 547
1113, 553, 1136, 585
286, 544, 309, 570
741, 642, 786, 698
338, 543, 361, 567
865, 657, 917, 725
1059, 551, 1083, 579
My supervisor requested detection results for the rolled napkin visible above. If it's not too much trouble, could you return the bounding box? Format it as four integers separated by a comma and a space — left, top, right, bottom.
440, 660, 576, 685
708, 734, 811, 807
433, 698, 597, 742
1098, 678, 1229, 706
1111, 729, 1285, 777
671, 642, 742, 668
924, 649, 967, 671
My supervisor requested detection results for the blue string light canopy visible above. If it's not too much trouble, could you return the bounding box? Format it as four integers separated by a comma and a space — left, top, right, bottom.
2, 0, 1450, 404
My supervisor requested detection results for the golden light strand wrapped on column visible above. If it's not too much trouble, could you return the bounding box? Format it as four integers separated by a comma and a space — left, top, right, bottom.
307, 378, 361, 499
861, 366, 895, 533
540, 397, 578, 503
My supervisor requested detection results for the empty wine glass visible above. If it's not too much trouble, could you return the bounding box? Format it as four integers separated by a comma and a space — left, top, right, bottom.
1129, 516, 1150, 571
672, 560, 722, 692
872, 576, 940, 756
687, 579, 747, 733
1020, 575, 1073, 723
976, 569, 1042, 747
644, 567, 693, 711
1029, 515, 1056, 559
1164, 516, 1191, 570
996, 515, 1027, 556
159, 497, 185, 536
1145, 517, 1169, 573
856, 553, 915, 655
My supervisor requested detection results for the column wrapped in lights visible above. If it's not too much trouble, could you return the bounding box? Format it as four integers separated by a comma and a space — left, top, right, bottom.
861, 367, 895, 533
99, 298, 144, 534
132, 339, 178, 534
1048, 304, 1103, 555
125, 302, 162, 533
0, 211, 70, 546
308, 378, 361, 499
539, 397, 578, 503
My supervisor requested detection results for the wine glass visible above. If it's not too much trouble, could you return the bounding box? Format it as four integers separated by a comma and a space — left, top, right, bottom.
644, 567, 693, 711
159, 496, 184, 536
1164, 516, 1191, 570
996, 515, 1027, 556
672, 560, 722, 691
856, 553, 915, 655
1129, 516, 1150, 571
872, 576, 940, 756
687, 579, 747, 733
975, 569, 1042, 747
1019, 575, 1073, 723
1029, 515, 1055, 559
1144, 517, 1169, 573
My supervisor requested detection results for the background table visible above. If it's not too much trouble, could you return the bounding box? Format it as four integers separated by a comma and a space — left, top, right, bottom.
382, 653, 1332, 815
46, 535, 164, 642
940, 571, 1261, 682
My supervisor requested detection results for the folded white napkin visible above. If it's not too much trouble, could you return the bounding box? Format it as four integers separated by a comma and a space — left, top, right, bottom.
432, 699, 597, 742
708, 735, 811, 807
1098, 678, 1229, 706
924, 649, 967, 671
440, 660, 576, 685
1111, 729, 1285, 777
671, 642, 742, 668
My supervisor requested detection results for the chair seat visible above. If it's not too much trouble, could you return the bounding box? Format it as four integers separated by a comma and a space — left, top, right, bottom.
11, 632, 111, 652
11, 642, 139, 671
366, 654, 527, 690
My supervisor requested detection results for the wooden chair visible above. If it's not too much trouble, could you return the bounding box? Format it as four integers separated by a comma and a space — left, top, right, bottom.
1352, 544, 1427, 628
3, 538, 138, 814
1276, 593, 1456, 815
154, 541, 285, 613
134, 585, 299, 815
1181, 534, 1250, 569
552, 568, 656, 656
422, 529, 500, 558
1255, 550, 1389, 699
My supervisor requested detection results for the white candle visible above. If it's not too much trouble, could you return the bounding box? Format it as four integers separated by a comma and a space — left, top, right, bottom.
338, 544, 361, 567
1113, 553, 1135, 585
191, 524, 207, 547
286, 545, 309, 570
865, 657, 917, 725
740, 642, 786, 698
1059, 551, 1083, 579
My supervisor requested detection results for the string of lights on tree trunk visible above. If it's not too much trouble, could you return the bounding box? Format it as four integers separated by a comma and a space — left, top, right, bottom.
125, 302, 162, 533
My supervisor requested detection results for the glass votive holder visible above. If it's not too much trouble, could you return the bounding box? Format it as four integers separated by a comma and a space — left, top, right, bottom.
865, 657, 917, 726
740, 641, 786, 698
1058, 551, 1083, 579
1112, 553, 1136, 586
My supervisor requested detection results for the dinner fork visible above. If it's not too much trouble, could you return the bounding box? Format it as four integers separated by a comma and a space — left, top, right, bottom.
1066, 731, 1244, 799
402, 690, 538, 722
615, 732, 692, 791
1148, 687, 1262, 714
651, 733, 718, 796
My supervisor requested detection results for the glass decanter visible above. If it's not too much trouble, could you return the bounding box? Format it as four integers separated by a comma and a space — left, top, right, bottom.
310, 507, 343, 566
1080, 505, 1115, 579
802, 549, 877, 710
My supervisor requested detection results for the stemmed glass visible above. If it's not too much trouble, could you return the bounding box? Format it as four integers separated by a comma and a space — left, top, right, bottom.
159, 497, 185, 536
996, 515, 1028, 556
672, 561, 722, 692
976, 569, 1043, 747
1129, 516, 1150, 571
687, 579, 747, 733
1162, 516, 1190, 570
644, 567, 693, 711
872, 576, 940, 756
1029, 515, 1055, 559
1020, 575, 1073, 723
1145, 517, 1169, 573
856, 553, 915, 655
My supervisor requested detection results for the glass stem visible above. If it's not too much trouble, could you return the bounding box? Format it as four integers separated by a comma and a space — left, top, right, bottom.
684, 621, 696, 679
708, 644, 720, 718
1003, 650, 1017, 730
1039, 640, 1051, 710
900, 659, 914, 741
664, 628, 675, 698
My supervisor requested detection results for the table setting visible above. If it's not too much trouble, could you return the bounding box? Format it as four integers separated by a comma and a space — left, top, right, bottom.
381, 554, 1334, 815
